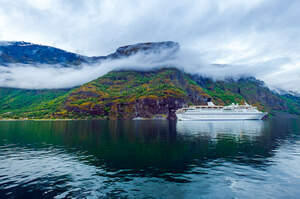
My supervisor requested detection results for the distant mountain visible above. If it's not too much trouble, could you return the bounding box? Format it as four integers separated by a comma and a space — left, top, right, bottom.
0, 41, 179, 67
0, 41, 299, 119
275, 89, 300, 98
0, 41, 90, 67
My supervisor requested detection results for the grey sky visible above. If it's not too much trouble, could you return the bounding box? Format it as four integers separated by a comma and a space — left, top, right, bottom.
0, 0, 300, 91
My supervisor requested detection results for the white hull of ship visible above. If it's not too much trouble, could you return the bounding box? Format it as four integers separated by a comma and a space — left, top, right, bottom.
176, 112, 266, 121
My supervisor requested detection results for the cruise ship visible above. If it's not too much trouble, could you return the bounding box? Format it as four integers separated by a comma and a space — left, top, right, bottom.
176, 101, 267, 121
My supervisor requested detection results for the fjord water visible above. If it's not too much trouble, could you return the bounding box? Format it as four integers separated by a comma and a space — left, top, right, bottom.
0, 119, 299, 199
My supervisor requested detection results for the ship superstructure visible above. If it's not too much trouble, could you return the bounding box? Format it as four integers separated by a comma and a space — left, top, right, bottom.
176, 101, 267, 121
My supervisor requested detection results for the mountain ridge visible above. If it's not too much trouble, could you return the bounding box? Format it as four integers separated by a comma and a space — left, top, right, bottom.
0, 41, 179, 67
0, 41, 299, 119
0, 41, 89, 66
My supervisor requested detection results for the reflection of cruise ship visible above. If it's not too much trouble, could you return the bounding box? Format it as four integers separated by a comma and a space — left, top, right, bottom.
176, 101, 267, 121
176, 120, 264, 139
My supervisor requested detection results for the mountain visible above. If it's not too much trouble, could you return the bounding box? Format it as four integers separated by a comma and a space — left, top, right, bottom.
0, 41, 179, 67
52, 69, 300, 119
0, 41, 90, 67
192, 76, 288, 111
56, 68, 210, 120
0, 41, 299, 119
1, 68, 300, 120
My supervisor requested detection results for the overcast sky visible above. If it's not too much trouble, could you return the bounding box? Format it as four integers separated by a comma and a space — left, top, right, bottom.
0, 0, 300, 92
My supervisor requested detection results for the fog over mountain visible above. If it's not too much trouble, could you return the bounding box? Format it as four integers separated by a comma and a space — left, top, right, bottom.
0, 0, 300, 92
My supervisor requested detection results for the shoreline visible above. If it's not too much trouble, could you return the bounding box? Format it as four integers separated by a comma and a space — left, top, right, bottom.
0, 112, 299, 121
0, 119, 76, 121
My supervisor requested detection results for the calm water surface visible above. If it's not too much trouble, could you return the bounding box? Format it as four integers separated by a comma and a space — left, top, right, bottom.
0, 119, 300, 199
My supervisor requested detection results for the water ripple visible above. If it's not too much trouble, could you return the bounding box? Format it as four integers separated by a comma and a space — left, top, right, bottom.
0, 119, 299, 198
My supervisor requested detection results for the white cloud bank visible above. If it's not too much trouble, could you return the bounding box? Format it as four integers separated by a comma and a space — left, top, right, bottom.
1, 47, 299, 93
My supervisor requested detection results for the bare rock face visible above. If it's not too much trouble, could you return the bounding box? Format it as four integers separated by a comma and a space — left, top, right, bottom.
111, 41, 179, 58
64, 95, 194, 120
134, 97, 184, 120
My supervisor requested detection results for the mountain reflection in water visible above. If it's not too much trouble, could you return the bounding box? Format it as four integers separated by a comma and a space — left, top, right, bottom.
0, 119, 299, 199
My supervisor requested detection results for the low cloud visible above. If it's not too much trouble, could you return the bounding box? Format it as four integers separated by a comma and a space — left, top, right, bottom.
1, 47, 299, 93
